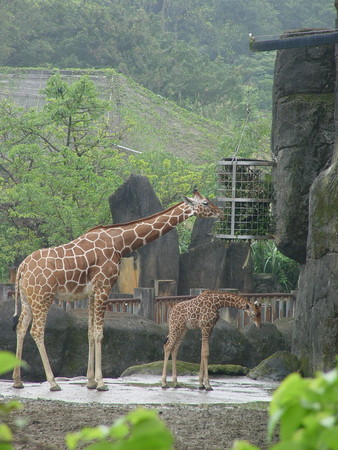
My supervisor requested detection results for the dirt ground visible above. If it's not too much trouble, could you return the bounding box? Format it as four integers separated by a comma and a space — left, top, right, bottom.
10, 399, 276, 450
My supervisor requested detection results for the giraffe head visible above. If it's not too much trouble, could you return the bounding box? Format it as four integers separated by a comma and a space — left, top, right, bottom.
183, 189, 224, 219
245, 301, 262, 328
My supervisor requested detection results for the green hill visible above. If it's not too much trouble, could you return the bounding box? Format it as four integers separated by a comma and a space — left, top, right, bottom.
0, 67, 225, 162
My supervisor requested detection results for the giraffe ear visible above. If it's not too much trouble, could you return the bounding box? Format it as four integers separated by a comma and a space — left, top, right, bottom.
183, 196, 196, 205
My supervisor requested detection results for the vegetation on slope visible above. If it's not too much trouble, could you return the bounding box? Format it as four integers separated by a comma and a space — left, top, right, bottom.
0, 0, 334, 121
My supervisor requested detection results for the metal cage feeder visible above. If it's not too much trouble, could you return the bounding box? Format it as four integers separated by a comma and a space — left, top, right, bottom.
215, 158, 276, 240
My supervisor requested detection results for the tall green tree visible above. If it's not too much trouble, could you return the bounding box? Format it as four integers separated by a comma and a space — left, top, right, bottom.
0, 74, 126, 275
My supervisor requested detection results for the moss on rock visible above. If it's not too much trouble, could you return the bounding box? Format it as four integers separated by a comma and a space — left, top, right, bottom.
248, 351, 300, 381
121, 361, 249, 377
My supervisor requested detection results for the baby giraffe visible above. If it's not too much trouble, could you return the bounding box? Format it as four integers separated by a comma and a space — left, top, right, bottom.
161, 290, 261, 390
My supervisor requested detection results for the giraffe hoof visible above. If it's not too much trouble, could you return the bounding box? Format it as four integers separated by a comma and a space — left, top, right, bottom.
97, 384, 109, 392
198, 385, 206, 390
13, 382, 24, 389
161, 384, 169, 389
87, 382, 98, 390
50, 384, 61, 392
205, 386, 213, 391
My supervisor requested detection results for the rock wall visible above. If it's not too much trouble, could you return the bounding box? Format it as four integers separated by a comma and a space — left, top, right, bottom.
178, 217, 253, 294
272, 31, 338, 374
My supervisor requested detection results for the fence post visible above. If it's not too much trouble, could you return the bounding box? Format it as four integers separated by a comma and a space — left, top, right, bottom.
135, 287, 155, 321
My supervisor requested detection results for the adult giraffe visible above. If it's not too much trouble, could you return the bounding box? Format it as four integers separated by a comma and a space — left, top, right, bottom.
12, 189, 224, 391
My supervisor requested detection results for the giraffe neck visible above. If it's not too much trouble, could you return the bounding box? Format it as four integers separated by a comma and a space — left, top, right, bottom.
108, 202, 193, 256
208, 292, 249, 311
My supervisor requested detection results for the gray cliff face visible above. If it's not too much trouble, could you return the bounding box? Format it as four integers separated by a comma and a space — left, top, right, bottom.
272, 33, 338, 375
272, 41, 335, 264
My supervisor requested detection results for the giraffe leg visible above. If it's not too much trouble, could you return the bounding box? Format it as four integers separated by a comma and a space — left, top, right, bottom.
171, 344, 182, 388
199, 329, 212, 391
161, 327, 185, 389
86, 295, 97, 389
198, 359, 206, 390
161, 344, 171, 389
13, 300, 32, 389
93, 289, 109, 391
30, 306, 61, 391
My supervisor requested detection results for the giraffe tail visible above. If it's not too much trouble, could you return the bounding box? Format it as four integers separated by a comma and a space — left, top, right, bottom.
12, 262, 23, 331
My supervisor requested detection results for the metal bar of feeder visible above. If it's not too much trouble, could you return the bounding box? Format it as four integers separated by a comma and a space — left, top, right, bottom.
215, 234, 273, 240
231, 161, 237, 237
218, 198, 272, 203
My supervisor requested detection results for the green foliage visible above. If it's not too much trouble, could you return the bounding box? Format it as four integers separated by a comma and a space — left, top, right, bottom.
251, 241, 299, 292
0, 351, 27, 375
232, 442, 260, 450
0, 74, 126, 273
66, 407, 173, 449
127, 150, 217, 206
267, 363, 338, 449
0, 352, 24, 450
232, 359, 338, 450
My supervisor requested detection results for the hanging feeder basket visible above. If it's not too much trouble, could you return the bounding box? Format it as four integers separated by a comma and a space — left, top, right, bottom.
215, 158, 276, 240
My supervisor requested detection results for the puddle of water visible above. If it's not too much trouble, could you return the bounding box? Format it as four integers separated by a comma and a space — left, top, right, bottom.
0, 375, 278, 405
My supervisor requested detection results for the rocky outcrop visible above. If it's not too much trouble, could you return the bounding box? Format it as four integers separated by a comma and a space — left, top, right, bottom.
292, 163, 338, 375
272, 31, 338, 375
248, 351, 300, 381
273, 318, 293, 351
0, 300, 72, 382
241, 322, 288, 368
178, 217, 253, 294
109, 174, 180, 290
272, 36, 335, 264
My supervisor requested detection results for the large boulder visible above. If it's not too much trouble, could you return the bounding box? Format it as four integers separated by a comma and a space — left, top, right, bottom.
292, 164, 338, 374
109, 174, 180, 290
273, 318, 293, 351
248, 351, 300, 381
241, 322, 288, 368
178, 217, 253, 294
0, 300, 72, 382
62, 311, 167, 378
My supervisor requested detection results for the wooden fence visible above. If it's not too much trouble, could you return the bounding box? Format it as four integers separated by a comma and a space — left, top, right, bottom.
103, 292, 296, 327
2, 283, 295, 329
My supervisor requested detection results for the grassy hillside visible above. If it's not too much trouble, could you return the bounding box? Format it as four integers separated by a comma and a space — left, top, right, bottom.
0, 67, 226, 162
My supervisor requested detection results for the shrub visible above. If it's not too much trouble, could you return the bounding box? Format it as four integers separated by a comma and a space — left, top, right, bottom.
232, 359, 338, 449
66, 407, 173, 449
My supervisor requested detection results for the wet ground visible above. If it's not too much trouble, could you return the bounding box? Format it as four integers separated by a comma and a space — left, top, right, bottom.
0, 375, 279, 449
0, 374, 277, 404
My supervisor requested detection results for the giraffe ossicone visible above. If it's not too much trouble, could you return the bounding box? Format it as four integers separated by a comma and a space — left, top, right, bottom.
161, 290, 261, 391
12, 190, 224, 391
